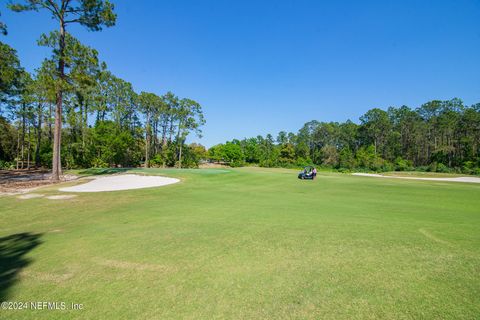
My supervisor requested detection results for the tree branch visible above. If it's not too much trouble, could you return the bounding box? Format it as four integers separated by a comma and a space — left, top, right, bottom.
64, 18, 81, 24
45, 0, 61, 19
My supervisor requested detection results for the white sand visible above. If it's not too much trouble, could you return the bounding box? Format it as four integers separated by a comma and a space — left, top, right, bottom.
352, 172, 480, 183
46, 195, 78, 200
59, 174, 180, 192
17, 193, 44, 199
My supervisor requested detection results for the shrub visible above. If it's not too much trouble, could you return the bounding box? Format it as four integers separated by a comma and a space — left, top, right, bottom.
394, 157, 413, 171
462, 161, 476, 174
295, 157, 312, 167
435, 163, 450, 173
0, 160, 14, 169
380, 161, 395, 172
415, 166, 429, 172
149, 154, 166, 168
92, 158, 108, 168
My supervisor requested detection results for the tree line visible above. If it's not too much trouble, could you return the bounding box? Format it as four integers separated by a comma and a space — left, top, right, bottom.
0, 1, 206, 174
209, 99, 480, 175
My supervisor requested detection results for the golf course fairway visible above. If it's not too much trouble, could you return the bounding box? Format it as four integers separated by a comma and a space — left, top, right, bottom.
1, 167, 479, 319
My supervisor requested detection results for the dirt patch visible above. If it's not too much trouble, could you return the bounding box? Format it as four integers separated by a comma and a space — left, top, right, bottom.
0, 169, 78, 195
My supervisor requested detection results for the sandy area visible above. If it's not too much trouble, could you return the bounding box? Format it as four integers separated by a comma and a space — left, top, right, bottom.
46, 195, 78, 200
352, 172, 480, 183
0, 169, 78, 195
17, 193, 45, 199
16, 193, 77, 200
59, 174, 180, 192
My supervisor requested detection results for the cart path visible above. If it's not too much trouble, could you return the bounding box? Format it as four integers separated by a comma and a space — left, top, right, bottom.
352, 173, 480, 183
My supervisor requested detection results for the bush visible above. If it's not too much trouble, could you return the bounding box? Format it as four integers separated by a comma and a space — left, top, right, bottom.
295, 157, 312, 167
380, 161, 395, 172
149, 154, 166, 168
394, 157, 413, 171
435, 163, 451, 173
230, 159, 245, 167
462, 161, 476, 174
92, 158, 108, 168
338, 148, 356, 170
0, 160, 14, 169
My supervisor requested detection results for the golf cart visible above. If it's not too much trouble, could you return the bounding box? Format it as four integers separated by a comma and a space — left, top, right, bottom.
298, 166, 315, 180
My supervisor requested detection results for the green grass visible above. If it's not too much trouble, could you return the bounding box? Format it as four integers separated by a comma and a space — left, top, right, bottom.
1, 167, 479, 319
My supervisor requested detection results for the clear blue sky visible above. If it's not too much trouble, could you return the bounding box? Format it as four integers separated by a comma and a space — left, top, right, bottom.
2, 0, 480, 147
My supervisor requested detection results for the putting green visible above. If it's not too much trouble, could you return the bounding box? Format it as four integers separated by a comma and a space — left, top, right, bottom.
0, 167, 479, 319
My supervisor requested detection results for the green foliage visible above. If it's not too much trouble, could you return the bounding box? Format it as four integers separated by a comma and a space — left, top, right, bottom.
91, 157, 108, 168
0, 41, 23, 104
0, 10, 7, 35
0, 116, 16, 161
9, 0, 116, 31
215, 142, 245, 167
278, 143, 296, 165
394, 157, 413, 171
320, 145, 339, 167
88, 121, 141, 167
0, 160, 14, 169
295, 157, 312, 167
338, 148, 356, 170
435, 162, 451, 173
149, 154, 166, 168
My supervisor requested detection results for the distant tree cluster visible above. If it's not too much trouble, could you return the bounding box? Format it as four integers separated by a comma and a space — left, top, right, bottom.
0, 1, 206, 172
210, 99, 480, 174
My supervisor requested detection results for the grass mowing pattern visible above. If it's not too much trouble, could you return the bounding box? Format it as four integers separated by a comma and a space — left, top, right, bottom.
0, 167, 479, 319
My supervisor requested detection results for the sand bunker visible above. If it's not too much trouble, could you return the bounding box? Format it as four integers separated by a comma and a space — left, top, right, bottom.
17, 193, 45, 199
352, 173, 480, 183
59, 174, 180, 192
46, 195, 78, 200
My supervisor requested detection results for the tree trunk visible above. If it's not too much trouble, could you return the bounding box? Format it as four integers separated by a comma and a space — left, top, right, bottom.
161, 118, 168, 148
21, 104, 26, 168
48, 103, 53, 143
52, 21, 66, 181
83, 101, 88, 164
176, 120, 182, 168
27, 124, 31, 169
35, 104, 42, 168
153, 119, 159, 154
145, 112, 150, 168
168, 115, 174, 143
16, 124, 20, 170
178, 141, 183, 169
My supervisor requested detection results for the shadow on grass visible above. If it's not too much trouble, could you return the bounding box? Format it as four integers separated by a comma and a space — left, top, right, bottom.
78, 168, 130, 176
0, 232, 42, 301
